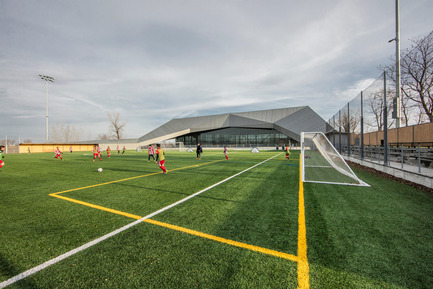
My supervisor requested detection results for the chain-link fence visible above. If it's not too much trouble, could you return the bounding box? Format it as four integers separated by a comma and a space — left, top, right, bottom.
328, 72, 433, 173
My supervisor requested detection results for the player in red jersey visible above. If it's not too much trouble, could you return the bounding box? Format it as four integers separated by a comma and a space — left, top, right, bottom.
148, 144, 155, 162
54, 146, 63, 161
106, 146, 111, 158
155, 144, 167, 174
92, 145, 102, 162
224, 146, 228, 160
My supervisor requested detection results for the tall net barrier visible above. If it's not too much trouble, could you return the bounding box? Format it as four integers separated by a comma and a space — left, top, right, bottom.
301, 132, 369, 186
327, 51, 433, 174
327, 74, 398, 164
363, 76, 395, 135
328, 75, 389, 153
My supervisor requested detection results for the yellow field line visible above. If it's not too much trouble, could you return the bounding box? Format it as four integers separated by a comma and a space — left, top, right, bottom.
297, 157, 310, 289
51, 172, 160, 195
144, 218, 299, 262
49, 193, 143, 220
49, 184, 299, 263
51, 160, 223, 196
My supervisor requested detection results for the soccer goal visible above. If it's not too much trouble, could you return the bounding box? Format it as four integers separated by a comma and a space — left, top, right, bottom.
301, 132, 369, 187
251, 147, 260, 153
175, 142, 184, 152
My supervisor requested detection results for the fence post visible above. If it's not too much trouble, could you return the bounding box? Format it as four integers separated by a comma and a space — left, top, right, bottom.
361, 91, 364, 160
348, 103, 351, 157
378, 146, 380, 162
383, 72, 388, 166
418, 143, 421, 173
339, 110, 342, 154
401, 144, 404, 169
332, 115, 336, 148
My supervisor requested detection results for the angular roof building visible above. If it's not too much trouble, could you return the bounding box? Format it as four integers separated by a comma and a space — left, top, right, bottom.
138, 106, 331, 147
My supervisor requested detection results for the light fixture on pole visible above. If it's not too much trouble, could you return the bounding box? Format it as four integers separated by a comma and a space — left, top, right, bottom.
39, 74, 55, 142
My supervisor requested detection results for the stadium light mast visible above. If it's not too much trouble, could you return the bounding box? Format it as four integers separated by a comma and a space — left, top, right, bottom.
388, 0, 401, 128
39, 74, 55, 142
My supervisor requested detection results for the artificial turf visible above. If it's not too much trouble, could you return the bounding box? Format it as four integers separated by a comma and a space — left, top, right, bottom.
0, 150, 432, 288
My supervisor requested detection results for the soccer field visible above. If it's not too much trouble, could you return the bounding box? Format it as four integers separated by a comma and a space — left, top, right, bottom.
0, 150, 432, 288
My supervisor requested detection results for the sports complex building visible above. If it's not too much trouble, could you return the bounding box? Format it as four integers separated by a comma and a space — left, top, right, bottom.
137, 106, 331, 148
16, 106, 331, 153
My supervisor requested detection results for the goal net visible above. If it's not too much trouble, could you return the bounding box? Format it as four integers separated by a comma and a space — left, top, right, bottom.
301, 132, 369, 186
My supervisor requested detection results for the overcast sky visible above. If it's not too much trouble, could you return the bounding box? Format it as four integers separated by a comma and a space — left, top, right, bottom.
1, 0, 432, 142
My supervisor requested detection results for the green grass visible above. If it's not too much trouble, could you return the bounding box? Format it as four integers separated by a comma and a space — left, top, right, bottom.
0, 150, 432, 288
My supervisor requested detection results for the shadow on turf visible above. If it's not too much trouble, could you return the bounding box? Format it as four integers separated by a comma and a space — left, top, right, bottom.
0, 253, 41, 288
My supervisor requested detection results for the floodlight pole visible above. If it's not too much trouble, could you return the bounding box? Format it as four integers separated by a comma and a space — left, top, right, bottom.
395, 0, 401, 129
39, 75, 55, 142
388, 0, 402, 129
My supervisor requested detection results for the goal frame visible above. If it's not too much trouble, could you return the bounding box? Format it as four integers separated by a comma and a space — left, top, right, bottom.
301, 132, 369, 187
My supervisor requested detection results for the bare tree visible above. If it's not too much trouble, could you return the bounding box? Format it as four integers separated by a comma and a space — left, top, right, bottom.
98, 133, 112, 140
402, 98, 429, 125
400, 93, 414, 126
402, 31, 433, 122
6, 138, 17, 145
108, 112, 127, 140
50, 123, 83, 143
365, 89, 395, 131
384, 31, 433, 123
340, 112, 361, 133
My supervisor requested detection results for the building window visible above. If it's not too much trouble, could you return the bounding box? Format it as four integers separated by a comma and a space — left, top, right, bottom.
176, 127, 296, 147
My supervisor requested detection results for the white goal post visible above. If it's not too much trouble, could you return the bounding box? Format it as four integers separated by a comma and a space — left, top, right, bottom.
301, 132, 369, 187
175, 142, 183, 152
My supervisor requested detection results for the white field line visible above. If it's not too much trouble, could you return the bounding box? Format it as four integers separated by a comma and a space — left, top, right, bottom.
0, 153, 283, 288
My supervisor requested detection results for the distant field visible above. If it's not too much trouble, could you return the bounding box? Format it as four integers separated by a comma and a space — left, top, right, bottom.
0, 150, 432, 288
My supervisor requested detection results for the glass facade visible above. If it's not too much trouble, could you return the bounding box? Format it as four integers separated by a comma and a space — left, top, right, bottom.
176, 127, 296, 147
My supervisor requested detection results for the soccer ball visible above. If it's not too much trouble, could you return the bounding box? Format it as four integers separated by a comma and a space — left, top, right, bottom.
98, 168, 103, 172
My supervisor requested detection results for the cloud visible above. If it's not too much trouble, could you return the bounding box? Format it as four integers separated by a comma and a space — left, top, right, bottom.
1, 0, 433, 141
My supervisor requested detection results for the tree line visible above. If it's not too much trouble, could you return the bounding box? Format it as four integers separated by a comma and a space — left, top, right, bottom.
10, 112, 127, 144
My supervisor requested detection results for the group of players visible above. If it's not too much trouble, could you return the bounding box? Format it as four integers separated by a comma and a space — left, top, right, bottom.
146, 144, 167, 174
52, 145, 127, 162
0, 142, 289, 174
51, 144, 168, 174
148, 143, 289, 175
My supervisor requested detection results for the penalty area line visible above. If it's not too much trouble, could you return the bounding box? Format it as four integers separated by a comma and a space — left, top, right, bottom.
0, 153, 282, 289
